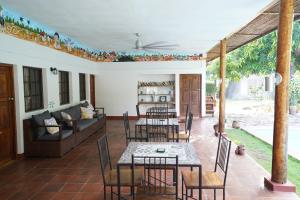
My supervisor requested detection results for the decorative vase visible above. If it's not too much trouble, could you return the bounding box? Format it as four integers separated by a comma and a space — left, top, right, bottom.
232, 120, 240, 129
289, 106, 297, 115
235, 145, 245, 155
213, 124, 219, 136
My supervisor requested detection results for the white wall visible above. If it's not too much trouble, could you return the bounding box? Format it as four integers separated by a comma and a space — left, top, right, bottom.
0, 33, 206, 155
95, 61, 206, 117
0, 34, 98, 154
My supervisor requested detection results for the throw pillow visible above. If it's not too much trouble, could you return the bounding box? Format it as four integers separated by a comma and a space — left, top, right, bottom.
44, 117, 59, 135
81, 107, 94, 119
61, 111, 73, 126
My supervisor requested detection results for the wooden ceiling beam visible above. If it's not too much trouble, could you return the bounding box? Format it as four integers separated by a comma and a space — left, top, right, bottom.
262, 12, 300, 15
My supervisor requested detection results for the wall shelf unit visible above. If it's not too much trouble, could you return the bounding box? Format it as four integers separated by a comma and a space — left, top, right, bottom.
137, 81, 175, 108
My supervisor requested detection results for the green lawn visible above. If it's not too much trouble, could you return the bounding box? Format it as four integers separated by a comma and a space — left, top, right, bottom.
226, 129, 300, 196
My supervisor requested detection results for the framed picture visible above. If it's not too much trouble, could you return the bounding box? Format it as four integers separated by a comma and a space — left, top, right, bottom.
159, 96, 167, 102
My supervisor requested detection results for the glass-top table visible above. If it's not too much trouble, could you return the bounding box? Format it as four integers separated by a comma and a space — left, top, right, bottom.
118, 142, 201, 167
116, 142, 202, 200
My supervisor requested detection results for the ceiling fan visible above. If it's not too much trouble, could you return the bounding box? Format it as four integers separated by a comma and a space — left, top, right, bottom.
134, 33, 179, 51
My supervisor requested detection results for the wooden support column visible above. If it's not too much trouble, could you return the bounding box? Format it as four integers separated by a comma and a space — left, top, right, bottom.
264, 0, 296, 192
218, 39, 226, 134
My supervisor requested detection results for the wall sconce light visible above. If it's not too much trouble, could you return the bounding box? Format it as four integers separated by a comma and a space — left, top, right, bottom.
274, 72, 283, 86
50, 67, 58, 75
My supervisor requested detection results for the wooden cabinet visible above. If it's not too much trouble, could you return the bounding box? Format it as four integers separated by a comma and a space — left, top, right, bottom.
137, 81, 175, 106
206, 96, 215, 116
180, 74, 202, 118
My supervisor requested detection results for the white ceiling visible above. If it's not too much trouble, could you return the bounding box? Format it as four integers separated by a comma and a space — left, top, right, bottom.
1, 0, 272, 54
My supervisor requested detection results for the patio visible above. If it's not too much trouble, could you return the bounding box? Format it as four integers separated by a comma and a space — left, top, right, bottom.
0, 119, 298, 200
0, 0, 299, 199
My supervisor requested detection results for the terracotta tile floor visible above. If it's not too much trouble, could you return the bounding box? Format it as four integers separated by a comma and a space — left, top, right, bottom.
0, 118, 299, 200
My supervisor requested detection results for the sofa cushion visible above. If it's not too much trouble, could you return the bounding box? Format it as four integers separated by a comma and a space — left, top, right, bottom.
52, 110, 63, 121
32, 111, 52, 139
61, 112, 73, 127
81, 101, 89, 108
37, 129, 73, 141
44, 117, 59, 134
77, 119, 98, 131
65, 105, 81, 121
81, 107, 94, 119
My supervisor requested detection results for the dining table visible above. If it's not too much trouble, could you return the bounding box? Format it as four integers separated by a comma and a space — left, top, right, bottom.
116, 142, 202, 200
146, 107, 177, 117
135, 117, 179, 132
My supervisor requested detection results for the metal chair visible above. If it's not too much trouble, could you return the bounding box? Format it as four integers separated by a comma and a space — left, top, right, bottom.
181, 134, 232, 200
97, 135, 143, 200
136, 104, 141, 119
131, 155, 179, 200
146, 110, 170, 142
123, 111, 147, 145
168, 112, 193, 142
179, 104, 189, 131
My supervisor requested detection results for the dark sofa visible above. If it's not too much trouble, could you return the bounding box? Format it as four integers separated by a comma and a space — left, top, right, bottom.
23, 103, 106, 157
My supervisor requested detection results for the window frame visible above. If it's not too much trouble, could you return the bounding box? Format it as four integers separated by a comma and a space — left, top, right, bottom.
23, 66, 44, 112
79, 73, 86, 101
59, 70, 70, 105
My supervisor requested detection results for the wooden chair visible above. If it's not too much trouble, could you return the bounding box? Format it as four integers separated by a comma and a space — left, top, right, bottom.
97, 135, 143, 200
168, 112, 193, 142
131, 155, 179, 200
136, 104, 141, 119
123, 112, 147, 145
146, 110, 170, 142
181, 134, 231, 200
179, 105, 189, 130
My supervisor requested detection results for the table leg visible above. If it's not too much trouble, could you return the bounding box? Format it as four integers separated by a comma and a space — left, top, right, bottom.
117, 165, 121, 200
199, 165, 202, 200
135, 125, 137, 142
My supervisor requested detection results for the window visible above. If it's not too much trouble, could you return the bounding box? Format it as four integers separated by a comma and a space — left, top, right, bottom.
59, 71, 70, 105
23, 67, 44, 112
79, 73, 86, 101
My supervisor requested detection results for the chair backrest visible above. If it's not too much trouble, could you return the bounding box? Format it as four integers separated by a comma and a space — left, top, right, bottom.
214, 134, 232, 186
97, 135, 112, 184
123, 111, 131, 139
131, 155, 178, 198
136, 105, 140, 119
184, 104, 189, 131
146, 111, 169, 142
186, 112, 193, 135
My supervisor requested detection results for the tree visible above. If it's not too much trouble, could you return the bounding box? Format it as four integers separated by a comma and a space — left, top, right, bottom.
207, 21, 300, 82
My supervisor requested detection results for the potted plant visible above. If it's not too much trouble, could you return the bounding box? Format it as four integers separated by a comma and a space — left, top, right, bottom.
235, 144, 246, 155
289, 78, 300, 115
289, 98, 298, 115
297, 101, 300, 113
213, 123, 219, 136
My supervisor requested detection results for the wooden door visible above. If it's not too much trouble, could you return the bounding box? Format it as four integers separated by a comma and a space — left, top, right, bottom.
90, 74, 95, 107
0, 64, 16, 165
180, 74, 202, 118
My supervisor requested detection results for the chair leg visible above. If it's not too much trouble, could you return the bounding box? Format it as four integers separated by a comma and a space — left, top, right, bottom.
104, 186, 106, 200
111, 186, 113, 200
181, 176, 184, 200
223, 189, 225, 200
214, 189, 216, 200
185, 188, 188, 200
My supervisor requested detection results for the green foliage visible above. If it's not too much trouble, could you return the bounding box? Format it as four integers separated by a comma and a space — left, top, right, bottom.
226, 128, 300, 196
207, 21, 300, 82
289, 77, 300, 106
206, 83, 217, 95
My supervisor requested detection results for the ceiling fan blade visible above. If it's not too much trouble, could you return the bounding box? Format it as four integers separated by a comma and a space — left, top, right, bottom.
147, 44, 179, 48
144, 46, 177, 50
142, 41, 168, 48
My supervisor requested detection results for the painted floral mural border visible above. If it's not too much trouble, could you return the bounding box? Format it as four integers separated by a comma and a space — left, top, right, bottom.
0, 5, 204, 62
